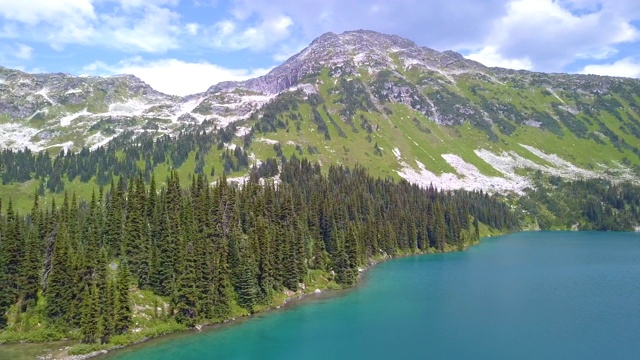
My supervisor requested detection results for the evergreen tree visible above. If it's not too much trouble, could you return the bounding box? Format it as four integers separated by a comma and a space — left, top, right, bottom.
0, 239, 9, 329
114, 261, 132, 335
173, 241, 199, 326
80, 284, 99, 343
45, 224, 73, 323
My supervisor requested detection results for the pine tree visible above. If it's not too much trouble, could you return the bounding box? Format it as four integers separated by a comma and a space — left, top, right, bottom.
114, 261, 132, 335
174, 240, 199, 326
4, 199, 23, 306
473, 216, 480, 242
19, 225, 41, 312
99, 277, 116, 344
0, 239, 10, 329
104, 179, 124, 256
45, 223, 74, 323
80, 284, 99, 343
123, 175, 149, 287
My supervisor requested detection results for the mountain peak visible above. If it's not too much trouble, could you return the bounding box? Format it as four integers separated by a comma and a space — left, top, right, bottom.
206, 29, 484, 95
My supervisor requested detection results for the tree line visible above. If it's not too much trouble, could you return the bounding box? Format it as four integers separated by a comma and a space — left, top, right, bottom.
0, 123, 249, 194
0, 156, 518, 344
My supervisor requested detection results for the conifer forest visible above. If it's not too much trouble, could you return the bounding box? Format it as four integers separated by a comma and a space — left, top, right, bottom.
0, 155, 517, 346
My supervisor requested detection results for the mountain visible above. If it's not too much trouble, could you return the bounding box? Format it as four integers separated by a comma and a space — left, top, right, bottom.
1, 30, 640, 193
0, 67, 271, 151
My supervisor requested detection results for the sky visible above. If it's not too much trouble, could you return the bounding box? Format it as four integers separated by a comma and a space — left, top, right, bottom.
0, 0, 639, 96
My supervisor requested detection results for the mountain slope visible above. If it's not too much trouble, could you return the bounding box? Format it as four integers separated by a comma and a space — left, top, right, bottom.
1, 30, 640, 195
228, 30, 640, 191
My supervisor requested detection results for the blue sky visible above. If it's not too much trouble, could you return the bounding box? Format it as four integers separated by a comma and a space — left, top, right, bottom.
0, 0, 639, 96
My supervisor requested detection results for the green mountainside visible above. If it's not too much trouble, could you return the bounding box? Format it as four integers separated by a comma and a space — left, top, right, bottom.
235, 31, 640, 194
1, 30, 640, 205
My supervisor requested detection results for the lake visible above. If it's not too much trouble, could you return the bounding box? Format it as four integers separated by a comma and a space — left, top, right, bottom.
105, 231, 640, 360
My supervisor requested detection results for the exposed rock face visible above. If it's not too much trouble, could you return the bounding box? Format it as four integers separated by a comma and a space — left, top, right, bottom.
0, 69, 173, 119
207, 30, 485, 96
0, 29, 639, 161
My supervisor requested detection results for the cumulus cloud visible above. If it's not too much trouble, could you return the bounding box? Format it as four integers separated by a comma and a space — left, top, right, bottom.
0, 0, 96, 46
98, 5, 181, 53
0, 43, 35, 69
0, 0, 96, 26
581, 57, 640, 78
83, 57, 272, 96
226, 0, 507, 50
12, 43, 33, 60
464, 0, 640, 71
207, 14, 294, 51
466, 46, 532, 70
0, 0, 181, 53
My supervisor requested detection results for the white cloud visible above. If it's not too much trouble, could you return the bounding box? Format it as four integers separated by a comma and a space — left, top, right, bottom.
99, 5, 181, 52
13, 43, 33, 60
0, 0, 96, 25
460, 0, 640, 72
208, 14, 294, 51
186, 23, 200, 35
116, 0, 178, 12
581, 57, 640, 78
0, 43, 34, 67
83, 58, 272, 96
466, 46, 532, 70
0, 0, 181, 53
0, 0, 97, 46
226, 0, 508, 51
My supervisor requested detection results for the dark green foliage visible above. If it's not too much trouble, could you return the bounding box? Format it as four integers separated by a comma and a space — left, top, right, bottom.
45, 223, 74, 323
323, 105, 347, 138
371, 70, 432, 119
0, 237, 9, 328
335, 78, 379, 124
114, 261, 132, 335
311, 107, 329, 134
80, 284, 99, 343
521, 175, 640, 231
0, 157, 522, 344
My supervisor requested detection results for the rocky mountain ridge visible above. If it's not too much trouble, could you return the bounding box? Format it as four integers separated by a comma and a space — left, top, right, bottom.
1, 30, 640, 193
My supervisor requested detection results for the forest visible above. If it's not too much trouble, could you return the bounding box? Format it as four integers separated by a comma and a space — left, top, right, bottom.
518, 173, 640, 231
0, 156, 518, 350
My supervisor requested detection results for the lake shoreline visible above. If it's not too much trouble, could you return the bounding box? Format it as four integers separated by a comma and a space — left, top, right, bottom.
9, 235, 495, 360
87, 239, 488, 360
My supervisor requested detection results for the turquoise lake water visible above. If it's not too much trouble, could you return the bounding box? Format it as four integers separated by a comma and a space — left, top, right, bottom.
105, 231, 640, 360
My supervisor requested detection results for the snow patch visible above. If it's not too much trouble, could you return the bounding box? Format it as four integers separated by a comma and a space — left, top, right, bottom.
257, 138, 279, 145
396, 145, 627, 194
170, 97, 203, 123
546, 88, 566, 105
0, 124, 40, 150
40, 141, 74, 152
36, 87, 56, 105
210, 115, 243, 128
289, 83, 318, 95
235, 126, 251, 137
403, 57, 422, 70
392, 148, 402, 161
518, 144, 598, 178
59, 109, 91, 127
108, 99, 150, 116
397, 155, 529, 193
86, 131, 121, 151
